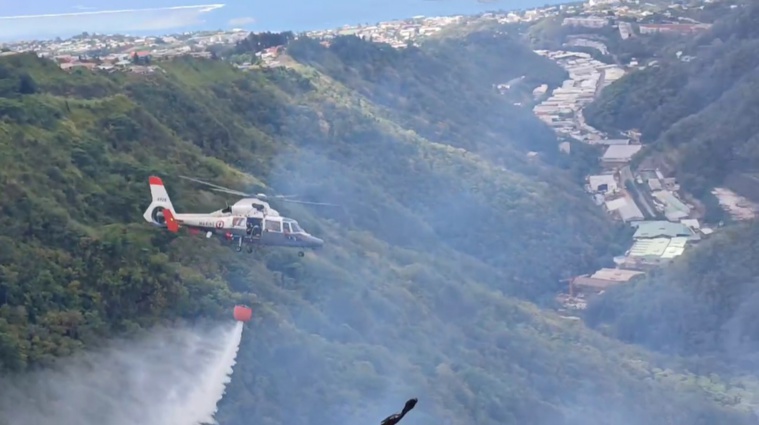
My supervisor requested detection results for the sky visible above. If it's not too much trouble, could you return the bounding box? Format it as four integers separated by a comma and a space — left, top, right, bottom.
0, 0, 567, 41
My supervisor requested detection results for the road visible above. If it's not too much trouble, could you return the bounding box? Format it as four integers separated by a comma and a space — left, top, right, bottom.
619, 165, 657, 218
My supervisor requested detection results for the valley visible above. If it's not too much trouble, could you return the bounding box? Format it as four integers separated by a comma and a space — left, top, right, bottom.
568, 0, 759, 357
506, 0, 759, 318
519, 0, 759, 389
530, 47, 715, 311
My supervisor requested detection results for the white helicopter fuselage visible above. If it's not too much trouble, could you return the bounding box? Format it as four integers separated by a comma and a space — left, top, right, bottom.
172, 213, 246, 234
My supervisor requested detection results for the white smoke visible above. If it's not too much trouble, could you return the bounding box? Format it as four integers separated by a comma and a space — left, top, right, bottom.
0, 320, 244, 425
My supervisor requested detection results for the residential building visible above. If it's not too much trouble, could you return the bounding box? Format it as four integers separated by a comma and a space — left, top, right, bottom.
625, 236, 689, 266
601, 144, 642, 166
639, 23, 712, 35
588, 174, 618, 193
605, 196, 644, 222
618, 22, 633, 39
680, 218, 704, 236
632, 221, 694, 239
596, 139, 630, 145
651, 190, 691, 221
562, 16, 610, 28
569, 268, 644, 296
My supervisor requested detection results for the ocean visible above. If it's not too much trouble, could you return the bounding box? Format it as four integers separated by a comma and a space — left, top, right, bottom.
0, 0, 568, 40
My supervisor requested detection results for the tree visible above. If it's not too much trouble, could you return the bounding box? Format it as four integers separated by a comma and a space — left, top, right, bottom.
17, 73, 36, 94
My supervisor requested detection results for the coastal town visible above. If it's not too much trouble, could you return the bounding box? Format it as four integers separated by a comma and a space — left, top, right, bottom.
0, 14, 475, 71
0, 0, 751, 312
0, 0, 703, 69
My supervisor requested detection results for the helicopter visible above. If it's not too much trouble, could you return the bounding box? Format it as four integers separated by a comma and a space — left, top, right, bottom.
142, 175, 335, 256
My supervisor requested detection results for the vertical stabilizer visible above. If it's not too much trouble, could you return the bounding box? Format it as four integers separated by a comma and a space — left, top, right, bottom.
143, 176, 176, 227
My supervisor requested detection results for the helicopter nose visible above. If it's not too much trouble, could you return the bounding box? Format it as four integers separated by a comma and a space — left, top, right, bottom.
309, 236, 324, 248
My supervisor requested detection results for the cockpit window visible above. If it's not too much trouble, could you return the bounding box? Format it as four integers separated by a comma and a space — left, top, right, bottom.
265, 219, 282, 232
290, 221, 303, 233
283, 223, 292, 233
221, 206, 232, 214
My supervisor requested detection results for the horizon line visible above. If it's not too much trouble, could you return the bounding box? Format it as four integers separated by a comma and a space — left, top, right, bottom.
0, 4, 225, 20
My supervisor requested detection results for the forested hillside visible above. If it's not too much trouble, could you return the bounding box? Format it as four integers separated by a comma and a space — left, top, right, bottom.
1, 31, 758, 425
585, 220, 759, 369
583, 0, 759, 198
287, 31, 569, 165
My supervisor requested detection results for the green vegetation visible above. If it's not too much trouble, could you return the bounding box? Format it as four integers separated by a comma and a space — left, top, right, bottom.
585, 220, 759, 369
1, 31, 758, 424
287, 32, 569, 160
582, 1, 759, 202
224, 31, 296, 64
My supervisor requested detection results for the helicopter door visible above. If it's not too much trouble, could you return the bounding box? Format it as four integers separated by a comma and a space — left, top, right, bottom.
283, 223, 297, 242
262, 218, 283, 245
263, 219, 282, 233
246, 217, 262, 238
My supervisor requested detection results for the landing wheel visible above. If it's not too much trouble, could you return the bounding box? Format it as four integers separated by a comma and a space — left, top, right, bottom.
298, 251, 305, 257
236, 245, 242, 252
246, 245, 254, 254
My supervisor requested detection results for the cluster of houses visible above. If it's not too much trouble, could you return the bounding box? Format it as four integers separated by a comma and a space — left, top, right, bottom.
531, 5, 723, 312
307, 15, 464, 49
40, 48, 214, 74
46, 51, 156, 73
232, 45, 286, 70
562, 136, 713, 310
565, 219, 701, 304
532, 51, 625, 142
562, 15, 712, 39
4, 30, 244, 74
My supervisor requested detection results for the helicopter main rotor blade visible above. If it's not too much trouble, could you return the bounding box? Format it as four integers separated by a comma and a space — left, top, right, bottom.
180, 175, 256, 197
280, 198, 341, 207
210, 187, 255, 198
180, 175, 340, 206
179, 175, 227, 190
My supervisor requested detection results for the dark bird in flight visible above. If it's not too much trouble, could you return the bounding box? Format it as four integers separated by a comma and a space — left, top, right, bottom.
381, 398, 418, 425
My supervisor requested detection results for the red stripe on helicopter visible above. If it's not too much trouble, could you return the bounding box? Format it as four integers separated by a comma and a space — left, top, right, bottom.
149, 176, 164, 186
163, 209, 180, 233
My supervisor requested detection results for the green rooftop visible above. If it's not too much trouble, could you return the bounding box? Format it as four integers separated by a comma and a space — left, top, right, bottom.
633, 221, 694, 239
